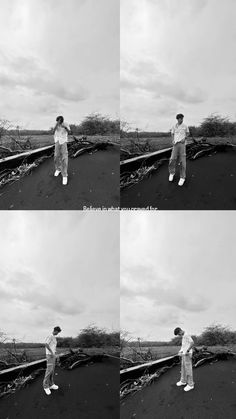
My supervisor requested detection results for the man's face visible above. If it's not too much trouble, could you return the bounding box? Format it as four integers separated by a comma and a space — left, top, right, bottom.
53, 330, 60, 336
177, 117, 183, 125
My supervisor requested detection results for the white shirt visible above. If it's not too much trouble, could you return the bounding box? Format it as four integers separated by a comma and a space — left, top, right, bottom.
171, 123, 189, 144
181, 331, 194, 355
54, 123, 70, 144
45, 334, 57, 355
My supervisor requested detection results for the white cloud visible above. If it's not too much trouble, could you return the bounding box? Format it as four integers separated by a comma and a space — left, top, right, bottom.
0, 0, 119, 129
121, 0, 236, 130
0, 211, 119, 342
121, 211, 236, 340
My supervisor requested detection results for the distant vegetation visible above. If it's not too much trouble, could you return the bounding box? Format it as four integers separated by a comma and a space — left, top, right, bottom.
123, 324, 236, 348
121, 114, 236, 138
0, 113, 119, 137
1, 325, 119, 351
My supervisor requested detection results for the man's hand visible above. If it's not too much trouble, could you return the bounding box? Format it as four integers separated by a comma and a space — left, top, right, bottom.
178, 350, 183, 356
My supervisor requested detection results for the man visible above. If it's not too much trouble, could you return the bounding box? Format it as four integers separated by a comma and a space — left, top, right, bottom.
43, 326, 62, 395
53, 116, 71, 186
169, 114, 189, 186
174, 327, 194, 392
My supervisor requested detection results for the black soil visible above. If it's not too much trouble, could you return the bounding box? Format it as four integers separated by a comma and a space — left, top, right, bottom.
121, 151, 236, 210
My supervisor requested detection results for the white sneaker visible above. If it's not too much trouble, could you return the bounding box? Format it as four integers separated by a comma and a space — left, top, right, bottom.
54, 170, 61, 177
178, 178, 185, 186
169, 174, 174, 182
176, 381, 187, 387
62, 177, 68, 185
50, 384, 59, 390
44, 388, 51, 395
184, 385, 194, 392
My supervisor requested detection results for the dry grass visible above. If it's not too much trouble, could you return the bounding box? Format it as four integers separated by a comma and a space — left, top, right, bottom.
0, 134, 120, 151
121, 135, 236, 156
122, 344, 236, 362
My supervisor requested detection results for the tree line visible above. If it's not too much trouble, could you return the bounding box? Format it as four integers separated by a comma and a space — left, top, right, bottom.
121, 114, 236, 138
126, 324, 236, 347
0, 113, 119, 137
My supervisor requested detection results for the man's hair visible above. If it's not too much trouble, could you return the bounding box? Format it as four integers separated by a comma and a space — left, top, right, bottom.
174, 327, 182, 336
56, 115, 64, 123
176, 113, 184, 119
54, 326, 62, 333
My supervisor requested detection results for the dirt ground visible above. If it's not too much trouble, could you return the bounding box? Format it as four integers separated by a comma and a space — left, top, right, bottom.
0, 358, 119, 419
121, 359, 236, 419
0, 149, 119, 210
121, 151, 236, 210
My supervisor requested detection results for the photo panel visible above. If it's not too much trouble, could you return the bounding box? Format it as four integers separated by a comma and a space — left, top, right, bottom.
0, 210, 120, 418
120, 211, 236, 418
120, 0, 236, 210
0, 0, 120, 210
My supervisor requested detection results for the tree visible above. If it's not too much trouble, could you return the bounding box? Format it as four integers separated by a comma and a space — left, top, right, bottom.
199, 114, 236, 137
78, 113, 119, 135
197, 324, 236, 346
76, 325, 119, 348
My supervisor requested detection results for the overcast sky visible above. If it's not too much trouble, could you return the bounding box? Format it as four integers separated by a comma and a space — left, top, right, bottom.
0, 211, 119, 342
121, 0, 236, 131
121, 211, 236, 341
0, 0, 119, 129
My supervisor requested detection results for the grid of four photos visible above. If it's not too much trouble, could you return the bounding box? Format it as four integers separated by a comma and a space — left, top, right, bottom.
0, 0, 236, 418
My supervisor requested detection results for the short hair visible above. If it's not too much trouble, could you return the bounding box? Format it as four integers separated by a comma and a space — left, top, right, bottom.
176, 113, 184, 119
56, 115, 64, 123
54, 326, 62, 333
174, 327, 182, 336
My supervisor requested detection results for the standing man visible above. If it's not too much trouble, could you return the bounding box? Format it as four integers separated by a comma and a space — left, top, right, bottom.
53, 116, 71, 186
174, 327, 194, 392
169, 114, 189, 186
43, 326, 62, 395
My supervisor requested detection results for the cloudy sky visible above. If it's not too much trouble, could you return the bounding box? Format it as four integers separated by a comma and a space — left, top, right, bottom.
121, 0, 236, 131
0, 211, 119, 342
0, 0, 119, 129
121, 211, 236, 341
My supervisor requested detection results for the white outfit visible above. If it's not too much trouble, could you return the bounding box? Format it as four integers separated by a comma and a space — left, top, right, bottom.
54, 123, 70, 145
180, 331, 194, 355
45, 334, 57, 355
171, 123, 189, 144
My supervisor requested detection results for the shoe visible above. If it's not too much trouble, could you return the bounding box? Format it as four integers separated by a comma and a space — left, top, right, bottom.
62, 177, 68, 185
50, 384, 59, 390
54, 170, 61, 177
176, 381, 187, 387
44, 388, 51, 395
169, 174, 174, 182
184, 385, 194, 392
178, 178, 185, 186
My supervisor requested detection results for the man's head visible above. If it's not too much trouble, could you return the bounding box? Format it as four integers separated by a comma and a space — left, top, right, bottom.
176, 113, 184, 124
56, 115, 64, 124
174, 327, 184, 337
53, 326, 62, 336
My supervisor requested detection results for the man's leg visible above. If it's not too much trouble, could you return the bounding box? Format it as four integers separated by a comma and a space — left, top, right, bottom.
169, 144, 178, 176
179, 143, 186, 179
61, 143, 68, 177
185, 354, 194, 386
180, 355, 187, 383
49, 356, 56, 387
43, 356, 54, 389
54, 142, 62, 172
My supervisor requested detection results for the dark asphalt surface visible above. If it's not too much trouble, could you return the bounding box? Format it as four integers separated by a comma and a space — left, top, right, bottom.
120, 360, 236, 419
0, 358, 119, 419
0, 149, 119, 210
121, 151, 236, 209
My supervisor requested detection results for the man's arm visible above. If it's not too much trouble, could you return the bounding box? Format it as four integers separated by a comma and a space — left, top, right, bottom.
45, 343, 54, 356
62, 123, 71, 134
53, 122, 59, 135
186, 340, 194, 353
